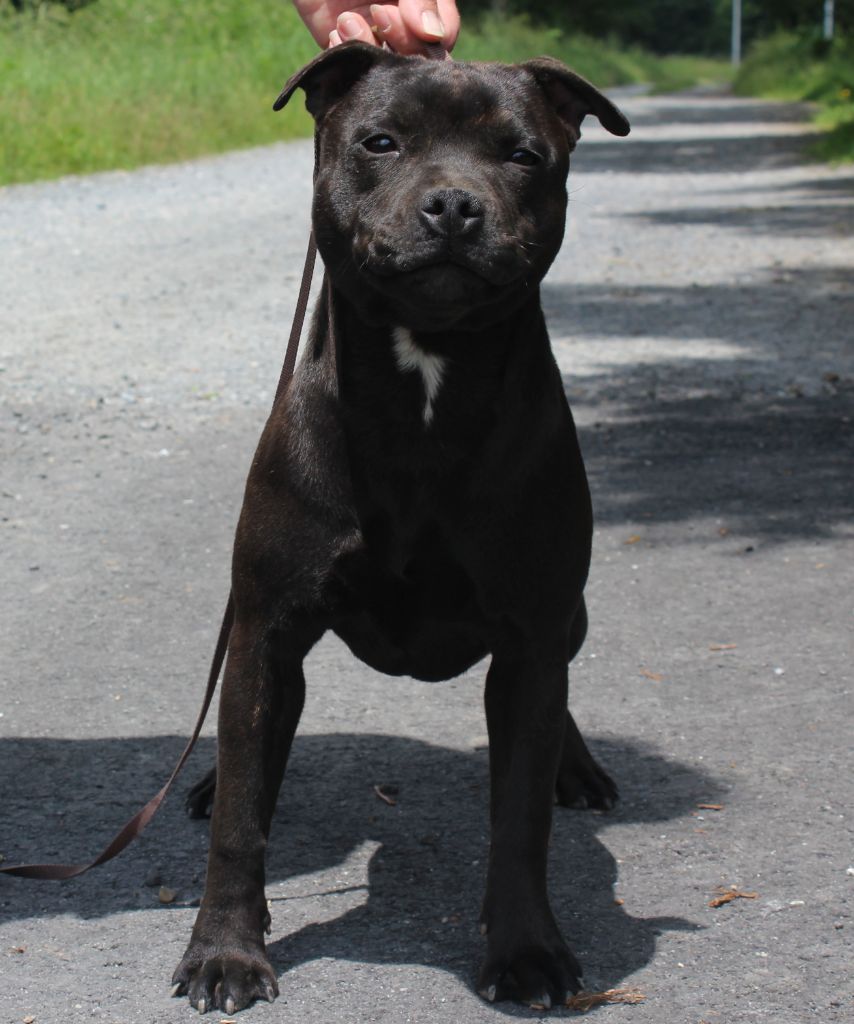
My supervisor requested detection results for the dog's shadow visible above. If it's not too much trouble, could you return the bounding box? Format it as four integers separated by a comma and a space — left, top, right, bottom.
1, 731, 704, 1012
260, 732, 700, 1011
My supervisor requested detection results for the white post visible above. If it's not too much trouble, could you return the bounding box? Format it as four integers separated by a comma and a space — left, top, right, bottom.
731, 0, 742, 66
823, 0, 835, 40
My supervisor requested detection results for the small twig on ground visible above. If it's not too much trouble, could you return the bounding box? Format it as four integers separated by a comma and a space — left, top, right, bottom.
709, 885, 758, 908
640, 668, 664, 681
566, 987, 646, 1011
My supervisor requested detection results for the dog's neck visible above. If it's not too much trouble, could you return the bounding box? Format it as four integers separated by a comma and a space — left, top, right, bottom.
328, 281, 547, 359
318, 286, 555, 438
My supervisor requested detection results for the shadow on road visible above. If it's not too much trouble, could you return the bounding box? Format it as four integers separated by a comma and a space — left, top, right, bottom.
542, 262, 854, 543
576, 389, 852, 542
545, 266, 851, 341
0, 732, 706, 1001
627, 202, 854, 237
575, 133, 816, 175
768, 175, 854, 195
575, 95, 819, 175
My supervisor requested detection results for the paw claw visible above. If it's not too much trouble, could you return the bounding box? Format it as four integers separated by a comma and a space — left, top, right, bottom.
479, 924, 581, 1009
175, 937, 278, 1013
564, 978, 583, 1003
170, 982, 183, 998
478, 984, 497, 1003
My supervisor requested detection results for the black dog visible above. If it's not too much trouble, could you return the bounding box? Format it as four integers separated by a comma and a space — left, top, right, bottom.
172, 42, 629, 1015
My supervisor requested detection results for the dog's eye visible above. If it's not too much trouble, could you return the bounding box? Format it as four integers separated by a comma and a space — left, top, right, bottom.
508, 148, 540, 167
362, 134, 398, 155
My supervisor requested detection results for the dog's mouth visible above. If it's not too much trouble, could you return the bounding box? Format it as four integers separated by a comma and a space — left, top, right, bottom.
326, 227, 552, 327
361, 240, 526, 289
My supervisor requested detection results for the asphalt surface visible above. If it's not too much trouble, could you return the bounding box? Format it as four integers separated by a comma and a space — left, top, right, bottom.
1, 88, 853, 1024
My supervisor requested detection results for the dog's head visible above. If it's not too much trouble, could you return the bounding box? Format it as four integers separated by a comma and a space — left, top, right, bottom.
276, 43, 629, 332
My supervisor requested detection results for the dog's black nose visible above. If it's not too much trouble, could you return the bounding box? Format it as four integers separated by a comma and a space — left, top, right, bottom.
419, 189, 484, 239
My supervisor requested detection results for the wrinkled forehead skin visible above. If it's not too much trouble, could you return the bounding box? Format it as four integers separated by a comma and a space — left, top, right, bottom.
318, 58, 572, 171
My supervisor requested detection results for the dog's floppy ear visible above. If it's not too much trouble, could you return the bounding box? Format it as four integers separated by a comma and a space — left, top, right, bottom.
274, 41, 397, 121
521, 57, 630, 143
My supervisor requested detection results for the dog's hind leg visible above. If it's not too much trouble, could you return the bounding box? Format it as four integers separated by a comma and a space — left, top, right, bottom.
172, 613, 321, 1014
555, 710, 618, 810
554, 600, 619, 810
186, 766, 216, 819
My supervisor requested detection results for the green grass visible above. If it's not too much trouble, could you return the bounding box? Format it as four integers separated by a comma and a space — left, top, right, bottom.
0, 0, 317, 184
0, 2, 729, 186
734, 31, 854, 163
456, 15, 731, 94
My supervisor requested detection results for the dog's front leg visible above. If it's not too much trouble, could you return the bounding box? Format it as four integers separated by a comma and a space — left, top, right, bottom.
173, 615, 315, 1015
479, 649, 582, 1008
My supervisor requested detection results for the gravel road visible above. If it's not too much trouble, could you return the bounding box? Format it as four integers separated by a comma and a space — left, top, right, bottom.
1, 87, 853, 1024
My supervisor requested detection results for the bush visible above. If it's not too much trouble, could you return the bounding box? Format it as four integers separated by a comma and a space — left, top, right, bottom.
734, 31, 854, 161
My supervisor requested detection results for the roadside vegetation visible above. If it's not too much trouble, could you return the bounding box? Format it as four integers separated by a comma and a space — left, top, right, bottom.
0, 0, 316, 185
0, 0, 729, 186
734, 31, 854, 162
453, 14, 730, 94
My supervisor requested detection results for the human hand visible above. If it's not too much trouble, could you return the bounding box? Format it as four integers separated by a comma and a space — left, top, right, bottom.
292, 0, 460, 55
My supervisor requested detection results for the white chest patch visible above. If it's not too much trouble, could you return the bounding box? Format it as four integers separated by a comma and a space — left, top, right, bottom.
391, 326, 447, 425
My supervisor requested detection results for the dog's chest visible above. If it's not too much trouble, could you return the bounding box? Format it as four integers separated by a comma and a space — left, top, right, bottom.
331, 519, 487, 681
338, 322, 504, 461
391, 327, 447, 425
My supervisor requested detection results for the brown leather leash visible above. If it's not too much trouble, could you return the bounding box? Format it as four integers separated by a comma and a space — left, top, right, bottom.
1, 40, 448, 882
0, 233, 318, 880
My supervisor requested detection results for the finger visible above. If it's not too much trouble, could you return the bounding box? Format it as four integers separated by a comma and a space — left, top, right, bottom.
328, 29, 343, 47
396, 0, 460, 52
369, 5, 410, 52
370, 1, 456, 56
335, 11, 380, 46
435, 0, 461, 48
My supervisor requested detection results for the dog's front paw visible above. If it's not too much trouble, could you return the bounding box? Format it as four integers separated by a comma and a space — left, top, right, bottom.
477, 928, 582, 1009
171, 943, 278, 1015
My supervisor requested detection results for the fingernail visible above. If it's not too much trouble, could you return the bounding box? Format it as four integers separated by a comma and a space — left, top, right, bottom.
337, 13, 361, 40
328, 29, 342, 47
370, 4, 392, 33
421, 9, 445, 39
